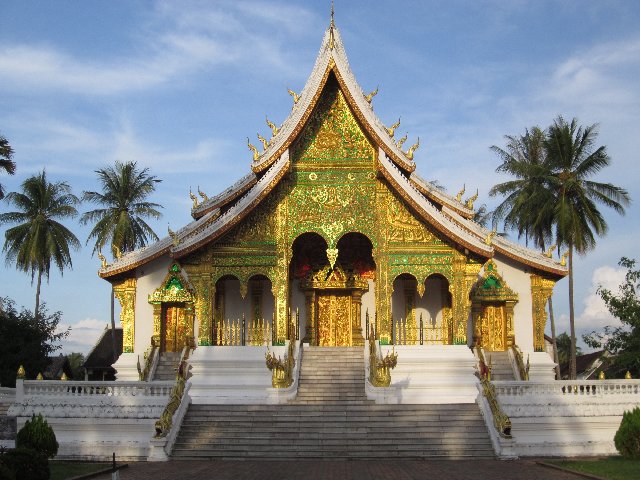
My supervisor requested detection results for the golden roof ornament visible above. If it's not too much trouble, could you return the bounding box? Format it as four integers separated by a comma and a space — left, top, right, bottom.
397, 134, 408, 149
365, 86, 378, 103
385, 118, 401, 138
97, 251, 108, 269
329, 0, 335, 50
456, 184, 466, 202
266, 116, 280, 137
189, 188, 199, 209
17, 365, 25, 379
485, 229, 497, 245
257, 132, 270, 150
114, 244, 123, 260
247, 137, 260, 161
465, 189, 479, 210
560, 251, 569, 266
405, 137, 420, 160
545, 244, 557, 258
287, 88, 300, 104
197, 186, 208, 202
168, 225, 179, 247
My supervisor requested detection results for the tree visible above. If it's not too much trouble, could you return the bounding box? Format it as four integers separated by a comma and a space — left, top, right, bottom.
583, 257, 640, 378
489, 126, 560, 376
0, 297, 68, 387
545, 116, 630, 379
0, 134, 16, 200
556, 332, 581, 365
80, 161, 162, 361
66, 352, 86, 380
0, 171, 80, 318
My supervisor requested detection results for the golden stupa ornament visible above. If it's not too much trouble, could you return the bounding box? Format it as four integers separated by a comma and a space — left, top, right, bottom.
598, 371, 605, 380
61, 372, 69, 381
17, 365, 26, 379
36, 373, 44, 380
625, 371, 632, 379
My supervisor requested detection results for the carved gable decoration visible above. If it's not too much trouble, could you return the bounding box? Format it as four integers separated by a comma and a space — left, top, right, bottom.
471, 259, 518, 303
148, 263, 195, 304
300, 263, 369, 292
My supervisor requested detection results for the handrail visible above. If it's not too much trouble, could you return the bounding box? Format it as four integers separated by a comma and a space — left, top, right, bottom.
137, 336, 159, 381
265, 340, 296, 388
368, 325, 397, 387
476, 347, 512, 438
511, 345, 529, 381
154, 337, 195, 437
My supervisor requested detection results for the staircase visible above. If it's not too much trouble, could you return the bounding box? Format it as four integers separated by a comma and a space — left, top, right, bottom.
153, 352, 181, 381
486, 351, 516, 381
172, 346, 494, 459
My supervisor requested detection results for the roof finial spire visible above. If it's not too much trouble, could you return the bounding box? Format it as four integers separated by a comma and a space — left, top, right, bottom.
329, 0, 335, 50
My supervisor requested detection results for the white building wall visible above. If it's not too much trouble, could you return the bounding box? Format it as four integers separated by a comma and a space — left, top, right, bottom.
360, 279, 375, 335
290, 279, 306, 340
133, 255, 172, 353
490, 254, 535, 352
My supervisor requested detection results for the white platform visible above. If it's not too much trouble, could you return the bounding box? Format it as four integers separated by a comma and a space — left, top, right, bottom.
365, 344, 479, 404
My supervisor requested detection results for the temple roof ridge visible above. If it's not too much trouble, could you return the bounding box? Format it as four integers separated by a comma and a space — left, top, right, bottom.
409, 172, 475, 218
250, 23, 417, 174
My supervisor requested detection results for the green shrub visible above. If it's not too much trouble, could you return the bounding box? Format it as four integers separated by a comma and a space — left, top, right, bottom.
0, 458, 16, 480
16, 414, 59, 458
0, 448, 49, 480
614, 407, 640, 458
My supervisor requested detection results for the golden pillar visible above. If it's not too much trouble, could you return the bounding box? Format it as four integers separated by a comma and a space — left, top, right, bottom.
351, 290, 365, 346
451, 256, 481, 345
531, 275, 555, 352
113, 277, 137, 353
374, 255, 392, 343
186, 269, 214, 346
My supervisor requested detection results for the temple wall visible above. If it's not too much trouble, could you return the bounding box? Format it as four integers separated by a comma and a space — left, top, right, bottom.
492, 254, 534, 352
134, 255, 172, 353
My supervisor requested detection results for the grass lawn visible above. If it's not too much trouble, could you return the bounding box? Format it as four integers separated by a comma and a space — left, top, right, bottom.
50, 462, 110, 480
547, 457, 640, 480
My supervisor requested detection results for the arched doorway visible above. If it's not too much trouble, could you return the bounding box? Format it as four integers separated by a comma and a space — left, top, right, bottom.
291, 232, 372, 346
471, 260, 518, 351
148, 263, 195, 353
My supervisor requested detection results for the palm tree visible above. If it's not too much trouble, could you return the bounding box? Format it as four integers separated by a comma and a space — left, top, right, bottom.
545, 116, 630, 379
0, 171, 80, 318
489, 126, 562, 375
0, 134, 16, 200
80, 161, 162, 361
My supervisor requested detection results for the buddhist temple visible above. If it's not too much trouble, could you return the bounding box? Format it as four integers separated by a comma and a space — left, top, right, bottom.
9, 14, 638, 463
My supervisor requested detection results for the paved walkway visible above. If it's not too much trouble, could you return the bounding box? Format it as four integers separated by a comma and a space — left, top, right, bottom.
94, 459, 586, 480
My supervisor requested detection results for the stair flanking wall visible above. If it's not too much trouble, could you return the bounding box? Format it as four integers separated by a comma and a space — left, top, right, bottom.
172, 346, 495, 459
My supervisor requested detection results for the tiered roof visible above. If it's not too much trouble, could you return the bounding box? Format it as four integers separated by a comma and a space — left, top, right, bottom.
100, 23, 567, 280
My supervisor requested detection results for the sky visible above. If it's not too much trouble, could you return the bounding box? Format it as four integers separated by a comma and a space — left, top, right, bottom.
0, 1, 638, 355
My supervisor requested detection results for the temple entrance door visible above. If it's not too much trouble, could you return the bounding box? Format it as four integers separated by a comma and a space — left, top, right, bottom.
317, 291, 352, 346
161, 303, 186, 352
479, 303, 507, 351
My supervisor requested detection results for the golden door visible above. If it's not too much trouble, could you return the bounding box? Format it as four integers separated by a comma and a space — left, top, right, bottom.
162, 305, 186, 352
480, 304, 507, 351
317, 292, 352, 346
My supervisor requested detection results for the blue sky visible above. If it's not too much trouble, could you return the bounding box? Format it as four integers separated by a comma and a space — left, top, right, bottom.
0, 1, 638, 354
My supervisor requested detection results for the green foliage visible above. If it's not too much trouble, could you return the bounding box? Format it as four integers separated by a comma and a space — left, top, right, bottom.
0, 133, 16, 200
0, 459, 15, 480
0, 448, 49, 480
81, 160, 162, 258
66, 352, 85, 380
615, 407, 640, 459
0, 297, 68, 387
16, 414, 59, 458
556, 332, 581, 364
0, 170, 80, 317
584, 257, 640, 377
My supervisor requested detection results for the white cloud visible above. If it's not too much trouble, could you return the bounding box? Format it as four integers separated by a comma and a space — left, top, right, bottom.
0, 1, 315, 96
576, 265, 627, 330
57, 317, 110, 355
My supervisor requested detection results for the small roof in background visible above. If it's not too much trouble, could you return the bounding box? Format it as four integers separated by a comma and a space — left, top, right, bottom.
83, 325, 123, 369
